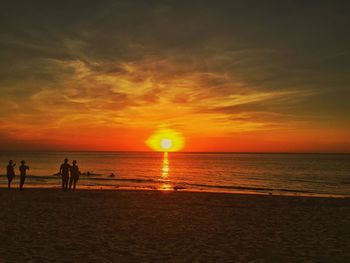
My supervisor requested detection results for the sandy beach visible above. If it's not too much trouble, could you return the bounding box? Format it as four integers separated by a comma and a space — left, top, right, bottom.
0, 189, 350, 262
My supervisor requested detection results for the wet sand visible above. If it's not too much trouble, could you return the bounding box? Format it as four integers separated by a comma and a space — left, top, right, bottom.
0, 188, 350, 262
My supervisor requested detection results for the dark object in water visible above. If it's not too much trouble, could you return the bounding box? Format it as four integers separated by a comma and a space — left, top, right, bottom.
173, 186, 185, 191
110, 173, 115, 177
81, 171, 102, 176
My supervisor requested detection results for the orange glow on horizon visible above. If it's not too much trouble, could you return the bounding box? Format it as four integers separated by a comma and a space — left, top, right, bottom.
1, 57, 349, 153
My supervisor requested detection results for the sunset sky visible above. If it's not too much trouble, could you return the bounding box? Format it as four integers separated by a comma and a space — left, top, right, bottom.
0, 1, 349, 152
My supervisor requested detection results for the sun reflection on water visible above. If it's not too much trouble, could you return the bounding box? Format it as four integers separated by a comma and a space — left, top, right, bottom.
161, 152, 169, 179
160, 152, 172, 190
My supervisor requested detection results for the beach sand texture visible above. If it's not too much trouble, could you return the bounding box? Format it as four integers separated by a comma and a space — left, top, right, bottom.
1, 189, 350, 262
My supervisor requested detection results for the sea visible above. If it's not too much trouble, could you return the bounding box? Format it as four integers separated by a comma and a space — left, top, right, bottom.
1, 151, 349, 197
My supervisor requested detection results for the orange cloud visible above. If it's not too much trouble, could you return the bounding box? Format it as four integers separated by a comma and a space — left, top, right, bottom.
1, 56, 349, 152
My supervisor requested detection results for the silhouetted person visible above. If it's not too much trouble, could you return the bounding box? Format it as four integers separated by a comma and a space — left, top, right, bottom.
6, 160, 16, 189
19, 160, 30, 191
69, 160, 80, 191
60, 158, 71, 191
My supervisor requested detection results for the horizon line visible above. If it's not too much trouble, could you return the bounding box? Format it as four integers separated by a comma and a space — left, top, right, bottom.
0, 150, 349, 155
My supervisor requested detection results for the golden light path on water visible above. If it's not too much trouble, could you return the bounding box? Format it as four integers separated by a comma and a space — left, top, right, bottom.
160, 152, 173, 191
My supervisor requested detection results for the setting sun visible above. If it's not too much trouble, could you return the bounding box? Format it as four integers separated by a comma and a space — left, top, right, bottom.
160, 138, 172, 150
146, 129, 185, 152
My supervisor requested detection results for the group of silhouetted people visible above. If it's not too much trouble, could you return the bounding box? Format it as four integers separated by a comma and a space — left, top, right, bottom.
6, 160, 29, 190
5, 158, 81, 191
60, 158, 81, 191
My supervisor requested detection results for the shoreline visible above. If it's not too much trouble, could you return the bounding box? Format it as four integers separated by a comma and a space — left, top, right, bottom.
0, 184, 349, 199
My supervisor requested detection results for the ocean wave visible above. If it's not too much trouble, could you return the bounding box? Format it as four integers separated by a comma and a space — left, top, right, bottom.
0, 174, 339, 195
181, 182, 313, 194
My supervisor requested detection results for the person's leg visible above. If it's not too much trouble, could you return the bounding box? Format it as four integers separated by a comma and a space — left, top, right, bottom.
69, 176, 73, 190
20, 176, 25, 190
64, 175, 68, 191
9, 176, 13, 189
62, 176, 65, 191
73, 177, 78, 191
7, 177, 11, 189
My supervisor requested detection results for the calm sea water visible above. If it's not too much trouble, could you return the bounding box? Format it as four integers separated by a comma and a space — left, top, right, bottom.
1, 151, 349, 196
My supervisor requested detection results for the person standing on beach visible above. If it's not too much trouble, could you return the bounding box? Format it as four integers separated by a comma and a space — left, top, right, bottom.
69, 160, 81, 191
6, 160, 16, 189
19, 160, 30, 191
59, 158, 71, 191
